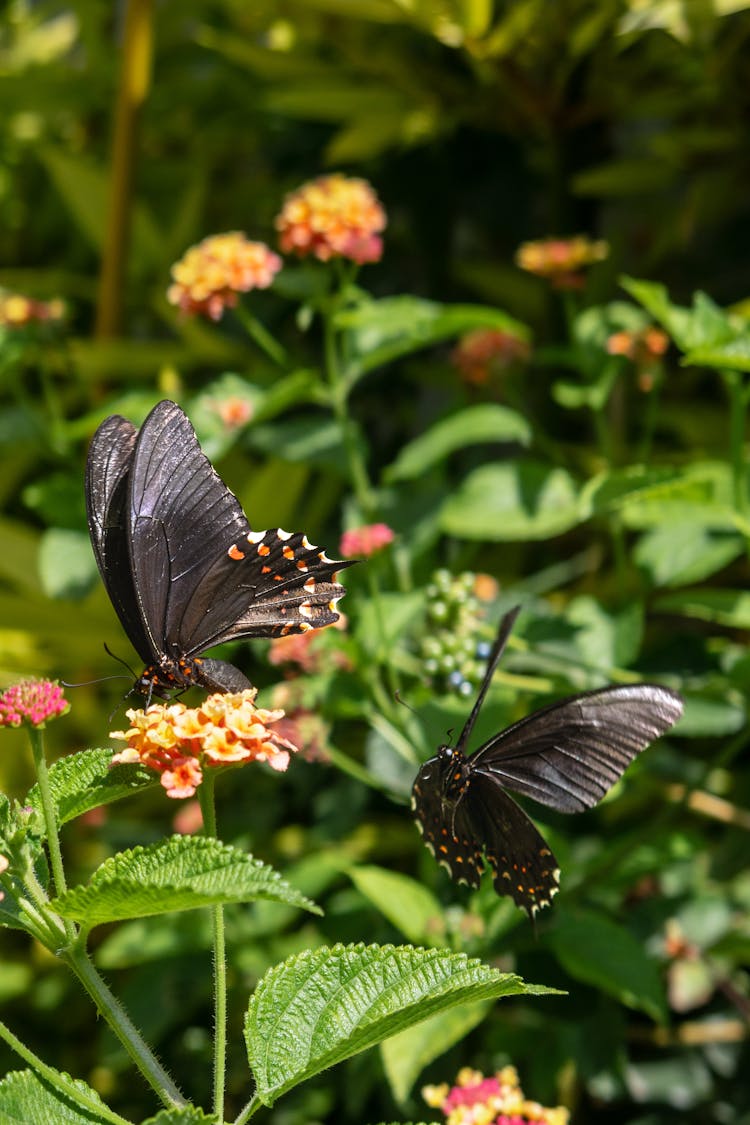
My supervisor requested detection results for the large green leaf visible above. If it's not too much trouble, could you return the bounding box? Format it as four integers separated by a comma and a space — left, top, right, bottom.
26, 748, 157, 832
634, 523, 744, 587
0, 1069, 126, 1125
385, 405, 531, 482
549, 908, 667, 1021
348, 866, 446, 946
336, 296, 529, 381
245, 943, 558, 1106
380, 1001, 492, 1102
50, 836, 321, 928
439, 461, 581, 541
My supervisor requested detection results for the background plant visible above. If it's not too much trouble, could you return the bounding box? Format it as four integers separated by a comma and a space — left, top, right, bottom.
1, 2, 750, 1123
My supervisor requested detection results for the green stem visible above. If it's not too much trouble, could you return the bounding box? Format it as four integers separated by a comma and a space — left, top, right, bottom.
0, 1018, 131, 1125
722, 368, 748, 517
233, 1091, 262, 1125
234, 303, 287, 367
27, 726, 76, 944
199, 772, 228, 1124
65, 944, 187, 1109
321, 292, 374, 520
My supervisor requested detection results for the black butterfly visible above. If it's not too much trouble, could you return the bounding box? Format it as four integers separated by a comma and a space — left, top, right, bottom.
412, 606, 683, 917
85, 399, 352, 700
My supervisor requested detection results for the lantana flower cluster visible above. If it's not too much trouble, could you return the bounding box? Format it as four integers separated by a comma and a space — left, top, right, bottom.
452, 328, 531, 386
339, 522, 395, 558
0, 680, 69, 728
109, 690, 299, 799
515, 235, 608, 289
0, 854, 8, 902
275, 173, 386, 265
607, 324, 670, 391
423, 1066, 569, 1125
167, 232, 282, 321
0, 290, 65, 329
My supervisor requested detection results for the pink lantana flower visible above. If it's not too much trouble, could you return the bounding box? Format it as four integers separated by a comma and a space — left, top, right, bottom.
0, 854, 8, 902
275, 173, 386, 265
515, 235, 608, 290
423, 1066, 569, 1125
339, 522, 394, 558
167, 232, 282, 321
0, 680, 69, 729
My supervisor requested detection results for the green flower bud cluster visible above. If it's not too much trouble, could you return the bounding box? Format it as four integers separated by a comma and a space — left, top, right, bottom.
419, 570, 492, 697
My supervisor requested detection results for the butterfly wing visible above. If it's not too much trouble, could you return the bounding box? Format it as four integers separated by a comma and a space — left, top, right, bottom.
126, 401, 351, 660
468, 774, 560, 914
471, 684, 683, 813
85, 414, 154, 663
411, 752, 560, 915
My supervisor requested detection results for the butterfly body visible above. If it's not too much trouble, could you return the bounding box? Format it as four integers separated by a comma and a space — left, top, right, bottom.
412, 607, 684, 916
86, 400, 352, 700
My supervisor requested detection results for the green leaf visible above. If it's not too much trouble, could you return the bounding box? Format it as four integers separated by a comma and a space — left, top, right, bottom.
244, 943, 558, 1106
337, 296, 529, 381
676, 693, 746, 737
654, 588, 750, 628
37, 528, 98, 599
582, 462, 738, 529
348, 866, 446, 945
142, 1109, 217, 1124
26, 748, 157, 832
634, 523, 744, 587
380, 1001, 492, 1102
549, 908, 667, 1021
384, 405, 531, 482
0, 1069, 126, 1125
439, 461, 581, 541
683, 337, 750, 371
50, 836, 321, 928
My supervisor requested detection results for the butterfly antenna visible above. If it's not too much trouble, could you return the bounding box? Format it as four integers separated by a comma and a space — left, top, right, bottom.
455, 605, 521, 753
61, 674, 132, 688
394, 690, 418, 716
103, 642, 139, 681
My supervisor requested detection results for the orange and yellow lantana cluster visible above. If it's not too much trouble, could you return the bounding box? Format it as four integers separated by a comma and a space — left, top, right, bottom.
167, 232, 282, 321
515, 236, 608, 289
275, 173, 386, 265
110, 690, 298, 799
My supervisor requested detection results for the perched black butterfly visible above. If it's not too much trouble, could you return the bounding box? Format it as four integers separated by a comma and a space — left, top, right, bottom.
412, 606, 683, 917
85, 399, 352, 700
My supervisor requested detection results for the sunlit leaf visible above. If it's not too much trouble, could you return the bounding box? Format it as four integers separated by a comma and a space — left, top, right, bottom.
439, 461, 580, 540
385, 405, 531, 482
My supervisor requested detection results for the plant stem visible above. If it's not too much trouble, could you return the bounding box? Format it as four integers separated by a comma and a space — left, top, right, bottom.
27, 726, 76, 944
234, 303, 287, 367
722, 368, 748, 517
233, 1091, 262, 1124
321, 290, 374, 520
65, 944, 187, 1109
199, 772, 228, 1124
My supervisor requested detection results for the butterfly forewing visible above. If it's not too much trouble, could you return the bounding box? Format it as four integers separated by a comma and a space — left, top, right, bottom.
85, 415, 153, 663
471, 684, 684, 813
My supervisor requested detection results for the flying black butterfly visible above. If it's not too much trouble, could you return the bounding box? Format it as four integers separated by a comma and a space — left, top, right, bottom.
411, 606, 683, 917
85, 399, 352, 700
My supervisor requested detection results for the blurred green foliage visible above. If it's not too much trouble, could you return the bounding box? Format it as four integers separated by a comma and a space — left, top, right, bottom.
1, 2, 750, 1123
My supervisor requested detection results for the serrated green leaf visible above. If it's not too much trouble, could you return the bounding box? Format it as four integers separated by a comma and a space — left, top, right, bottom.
439, 461, 581, 541
245, 942, 559, 1106
349, 866, 446, 946
50, 836, 321, 927
142, 1109, 216, 1124
549, 908, 667, 1021
337, 296, 529, 381
0, 1069, 126, 1125
380, 1000, 492, 1102
385, 405, 531, 482
26, 748, 157, 833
